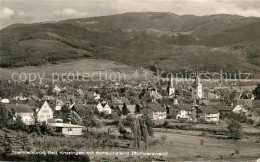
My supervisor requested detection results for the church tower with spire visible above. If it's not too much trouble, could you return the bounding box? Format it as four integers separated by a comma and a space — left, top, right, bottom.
192, 71, 203, 99
168, 76, 175, 96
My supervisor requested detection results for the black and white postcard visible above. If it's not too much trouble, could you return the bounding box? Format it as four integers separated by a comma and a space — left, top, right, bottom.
0, 0, 260, 161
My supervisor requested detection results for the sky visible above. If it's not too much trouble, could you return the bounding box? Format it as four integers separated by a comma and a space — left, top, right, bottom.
1, 0, 260, 29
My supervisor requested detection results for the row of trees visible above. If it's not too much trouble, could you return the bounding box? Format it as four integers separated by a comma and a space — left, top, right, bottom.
130, 117, 154, 150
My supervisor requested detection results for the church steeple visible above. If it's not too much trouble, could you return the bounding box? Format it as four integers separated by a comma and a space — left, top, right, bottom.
192, 70, 203, 99
168, 75, 175, 96
194, 71, 201, 86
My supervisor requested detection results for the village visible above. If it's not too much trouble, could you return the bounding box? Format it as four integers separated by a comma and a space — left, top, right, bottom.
0, 71, 260, 161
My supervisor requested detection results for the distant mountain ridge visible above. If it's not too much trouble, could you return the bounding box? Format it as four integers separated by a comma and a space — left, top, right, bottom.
1, 12, 260, 77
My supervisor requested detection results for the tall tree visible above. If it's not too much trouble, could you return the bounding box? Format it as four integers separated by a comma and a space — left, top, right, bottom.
135, 104, 141, 114
131, 118, 141, 149
130, 118, 152, 150
122, 103, 130, 116
253, 83, 260, 99
0, 103, 8, 128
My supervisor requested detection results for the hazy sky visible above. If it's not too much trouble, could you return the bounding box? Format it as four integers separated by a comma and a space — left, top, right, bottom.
1, 0, 260, 29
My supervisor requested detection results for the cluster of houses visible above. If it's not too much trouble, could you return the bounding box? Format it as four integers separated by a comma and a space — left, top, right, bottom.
1, 74, 260, 135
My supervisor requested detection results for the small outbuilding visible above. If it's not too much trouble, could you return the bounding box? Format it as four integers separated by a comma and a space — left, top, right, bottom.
49, 123, 85, 135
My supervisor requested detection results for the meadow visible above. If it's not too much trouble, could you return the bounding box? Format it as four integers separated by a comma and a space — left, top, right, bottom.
0, 59, 155, 82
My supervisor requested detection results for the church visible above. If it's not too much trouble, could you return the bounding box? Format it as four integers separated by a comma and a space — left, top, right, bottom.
192, 72, 203, 99
167, 76, 175, 96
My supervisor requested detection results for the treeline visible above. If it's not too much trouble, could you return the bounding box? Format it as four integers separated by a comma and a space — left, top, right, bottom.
0, 80, 42, 98
0, 52, 91, 68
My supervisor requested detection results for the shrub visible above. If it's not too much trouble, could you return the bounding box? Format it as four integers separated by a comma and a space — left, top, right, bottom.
113, 141, 120, 147
160, 135, 168, 146
163, 121, 169, 128
200, 139, 204, 145
227, 120, 243, 139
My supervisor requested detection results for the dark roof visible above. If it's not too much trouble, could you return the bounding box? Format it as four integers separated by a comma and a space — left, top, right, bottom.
147, 104, 166, 112
229, 93, 241, 102
214, 104, 234, 111
5, 104, 34, 113
198, 106, 219, 114
141, 108, 154, 114
159, 98, 173, 105
35, 100, 46, 108
73, 104, 86, 112
237, 99, 252, 107
176, 104, 193, 111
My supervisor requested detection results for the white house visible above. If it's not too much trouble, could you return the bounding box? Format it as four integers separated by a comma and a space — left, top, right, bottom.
36, 101, 54, 123
142, 104, 167, 120
1, 98, 10, 104
49, 123, 85, 136
5, 104, 35, 125
215, 104, 247, 114
55, 100, 64, 111
232, 104, 247, 113
96, 101, 112, 114
192, 106, 219, 122
174, 105, 194, 120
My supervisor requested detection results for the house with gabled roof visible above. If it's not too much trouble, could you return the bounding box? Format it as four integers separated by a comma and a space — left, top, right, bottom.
35, 101, 53, 123
96, 101, 112, 114
214, 103, 247, 114
192, 106, 219, 122
172, 104, 194, 120
5, 104, 35, 125
142, 104, 166, 120
71, 104, 85, 114
237, 99, 252, 108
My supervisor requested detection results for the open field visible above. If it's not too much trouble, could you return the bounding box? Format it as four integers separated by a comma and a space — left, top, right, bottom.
82, 124, 260, 160
13, 128, 258, 161
0, 59, 155, 81
151, 131, 260, 161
